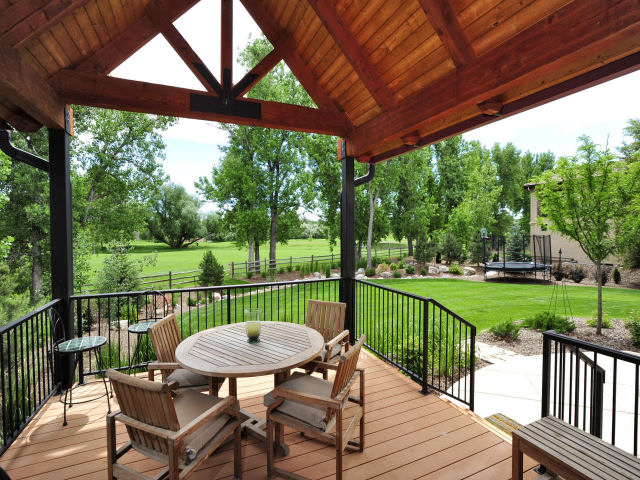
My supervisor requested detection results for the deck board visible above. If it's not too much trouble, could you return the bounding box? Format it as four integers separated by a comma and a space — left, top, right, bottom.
0, 350, 537, 479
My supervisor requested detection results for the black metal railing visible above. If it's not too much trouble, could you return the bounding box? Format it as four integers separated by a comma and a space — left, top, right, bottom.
70, 278, 341, 377
542, 330, 640, 455
0, 299, 59, 455
354, 279, 476, 409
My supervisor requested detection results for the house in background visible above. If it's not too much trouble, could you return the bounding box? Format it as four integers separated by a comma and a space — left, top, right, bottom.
525, 182, 619, 265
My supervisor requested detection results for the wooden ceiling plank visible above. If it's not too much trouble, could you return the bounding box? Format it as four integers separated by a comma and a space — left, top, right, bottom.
308, 0, 395, 110
50, 69, 352, 136
369, 8, 429, 66
72, 5, 101, 52
109, 0, 127, 33
145, 1, 223, 96
95, 1, 117, 38
418, 0, 475, 68
220, 0, 232, 91
49, 21, 81, 66
84, 2, 109, 47
60, 10, 90, 58
77, 0, 198, 74
3, 0, 91, 48
240, 0, 343, 114
0, 36, 65, 129
231, 34, 296, 98
346, 0, 640, 157
374, 23, 436, 79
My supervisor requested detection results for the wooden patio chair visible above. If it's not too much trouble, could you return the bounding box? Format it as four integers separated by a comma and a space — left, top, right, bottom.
264, 335, 366, 480
148, 314, 224, 394
106, 369, 242, 480
304, 299, 349, 379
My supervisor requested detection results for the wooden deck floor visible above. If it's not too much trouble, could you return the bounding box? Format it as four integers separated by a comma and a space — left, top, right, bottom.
0, 351, 540, 479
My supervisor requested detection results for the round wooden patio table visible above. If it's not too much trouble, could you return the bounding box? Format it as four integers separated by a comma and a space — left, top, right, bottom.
175, 321, 325, 454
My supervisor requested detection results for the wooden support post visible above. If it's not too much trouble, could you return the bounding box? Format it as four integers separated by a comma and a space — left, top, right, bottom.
49, 108, 74, 389
221, 0, 233, 94
339, 140, 355, 342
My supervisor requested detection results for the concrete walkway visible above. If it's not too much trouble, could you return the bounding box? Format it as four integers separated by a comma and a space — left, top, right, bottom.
451, 342, 640, 455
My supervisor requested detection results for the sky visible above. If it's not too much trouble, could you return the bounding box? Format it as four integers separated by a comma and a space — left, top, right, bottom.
112, 1, 640, 208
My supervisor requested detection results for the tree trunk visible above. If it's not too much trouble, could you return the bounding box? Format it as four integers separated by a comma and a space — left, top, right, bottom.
255, 241, 261, 272
408, 237, 414, 257
269, 209, 277, 270
248, 240, 254, 272
366, 186, 380, 269
596, 261, 603, 335
30, 231, 43, 303
357, 240, 362, 261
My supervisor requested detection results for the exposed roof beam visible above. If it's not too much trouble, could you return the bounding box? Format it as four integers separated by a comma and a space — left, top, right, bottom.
50, 70, 352, 137
240, 0, 342, 114
346, 0, 640, 158
2, 0, 90, 48
231, 34, 296, 98
0, 103, 42, 132
365, 50, 640, 164
418, 0, 475, 69
307, 0, 395, 110
78, 0, 198, 74
145, 2, 223, 96
0, 36, 65, 129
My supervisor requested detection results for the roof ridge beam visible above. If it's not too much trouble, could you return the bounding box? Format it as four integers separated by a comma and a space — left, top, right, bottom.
307, 0, 396, 110
145, 2, 224, 96
418, 0, 475, 69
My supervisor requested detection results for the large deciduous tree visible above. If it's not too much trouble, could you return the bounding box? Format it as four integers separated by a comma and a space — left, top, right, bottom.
198, 36, 308, 268
71, 106, 175, 249
147, 183, 203, 248
535, 136, 624, 334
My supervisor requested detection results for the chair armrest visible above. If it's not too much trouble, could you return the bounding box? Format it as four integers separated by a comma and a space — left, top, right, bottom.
173, 396, 239, 441
306, 360, 339, 371
272, 385, 341, 408
325, 330, 349, 351
334, 370, 361, 403
114, 412, 175, 440
148, 362, 181, 371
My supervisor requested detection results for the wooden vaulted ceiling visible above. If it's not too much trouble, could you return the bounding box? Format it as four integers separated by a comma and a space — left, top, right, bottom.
0, 0, 639, 164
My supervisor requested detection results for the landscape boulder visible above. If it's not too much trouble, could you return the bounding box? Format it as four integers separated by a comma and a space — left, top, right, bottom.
428, 266, 439, 274
380, 271, 393, 278
439, 265, 449, 273
463, 266, 476, 276
356, 268, 365, 275
355, 273, 365, 280
313, 272, 322, 279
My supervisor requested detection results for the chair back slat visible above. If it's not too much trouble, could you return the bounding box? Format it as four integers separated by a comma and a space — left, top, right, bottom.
326, 335, 365, 423
148, 314, 182, 363
306, 300, 346, 343
108, 369, 180, 456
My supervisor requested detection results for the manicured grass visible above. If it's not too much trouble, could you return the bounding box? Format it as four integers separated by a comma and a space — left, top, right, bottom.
369, 278, 640, 332
87, 239, 340, 278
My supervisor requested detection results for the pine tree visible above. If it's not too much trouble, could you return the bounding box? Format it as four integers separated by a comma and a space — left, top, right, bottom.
199, 251, 224, 286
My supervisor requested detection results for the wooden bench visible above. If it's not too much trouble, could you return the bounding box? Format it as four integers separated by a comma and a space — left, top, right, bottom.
512, 415, 640, 480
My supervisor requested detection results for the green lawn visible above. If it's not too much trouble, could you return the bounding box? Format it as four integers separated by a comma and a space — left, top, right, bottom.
369, 278, 640, 332
88, 238, 340, 277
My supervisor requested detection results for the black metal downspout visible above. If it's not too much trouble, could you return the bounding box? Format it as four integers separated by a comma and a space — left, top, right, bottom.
0, 129, 49, 172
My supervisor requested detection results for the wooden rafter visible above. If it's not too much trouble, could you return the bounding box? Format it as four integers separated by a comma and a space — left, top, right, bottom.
0, 36, 65, 129
365, 50, 640, 164
50, 70, 352, 136
231, 34, 296, 98
221, 0, 233, 92
346, 0, 640, 157
418, 0, 474, 69
1, 0, 90, 48
240, 0, 342, 114
145, 2, 223, 96
78, 0, 199, 74
308, 0, 395, 110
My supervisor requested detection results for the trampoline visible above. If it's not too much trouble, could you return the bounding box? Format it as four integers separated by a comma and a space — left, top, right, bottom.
483, 234, 552, 281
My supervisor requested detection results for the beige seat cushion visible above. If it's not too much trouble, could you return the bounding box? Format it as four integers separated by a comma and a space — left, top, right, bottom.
264, 372, 333, 430
311, 342, 343, 363
173, 389, 231, 464
167, 368, 209, 388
